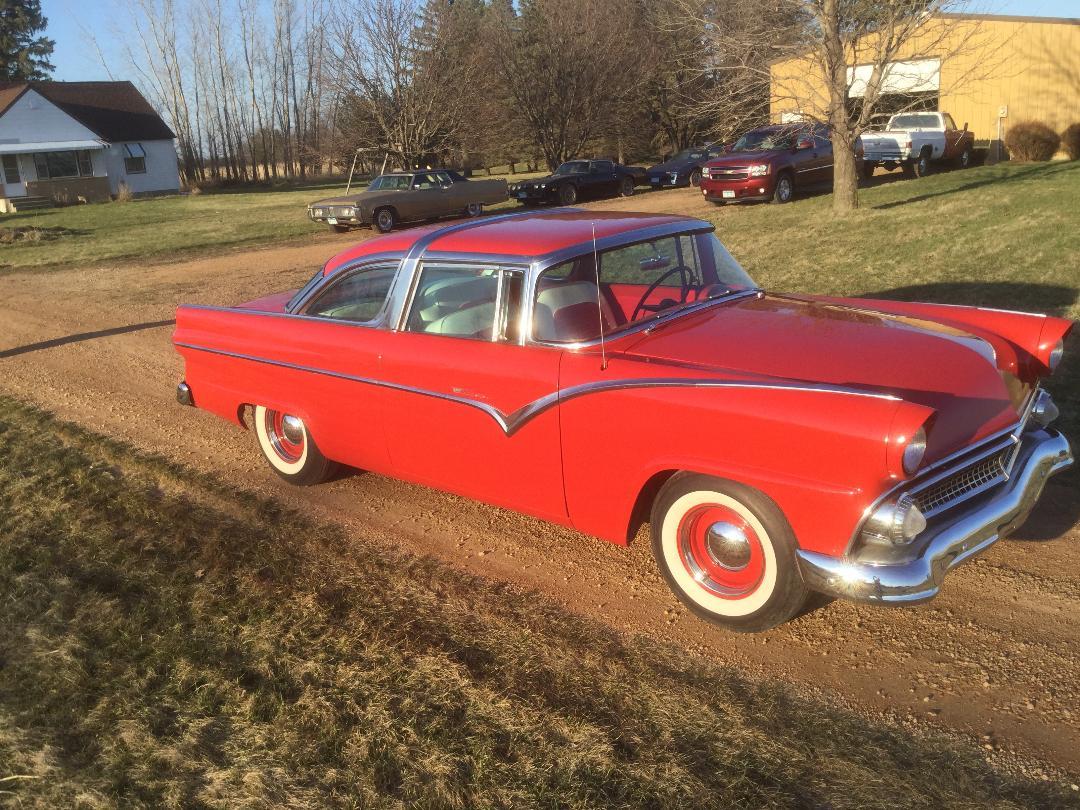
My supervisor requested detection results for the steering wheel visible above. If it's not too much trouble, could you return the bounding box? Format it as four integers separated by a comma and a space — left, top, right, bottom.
631, 265, 695, 322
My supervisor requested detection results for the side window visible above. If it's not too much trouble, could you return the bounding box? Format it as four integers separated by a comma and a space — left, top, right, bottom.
591, 160, 614, 173
305, 264, 397, 323
405, 265, 501, 340
413, 173, 438, 189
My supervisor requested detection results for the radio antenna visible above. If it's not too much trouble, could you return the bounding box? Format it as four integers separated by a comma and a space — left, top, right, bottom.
592, 223, 608, 371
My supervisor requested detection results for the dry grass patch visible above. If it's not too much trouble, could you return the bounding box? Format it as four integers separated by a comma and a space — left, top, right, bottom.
0, 397, 1078, 808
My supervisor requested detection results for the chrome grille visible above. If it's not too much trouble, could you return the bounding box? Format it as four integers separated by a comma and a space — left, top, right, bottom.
912, 447, 1012, 517
711, 167, 748, 180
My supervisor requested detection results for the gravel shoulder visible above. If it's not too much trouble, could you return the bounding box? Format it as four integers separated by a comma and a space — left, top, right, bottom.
2, 191, 1078, 776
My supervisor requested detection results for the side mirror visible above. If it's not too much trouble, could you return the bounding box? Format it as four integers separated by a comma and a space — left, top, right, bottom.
796, 136, 814, 151
963, 122, 969, 131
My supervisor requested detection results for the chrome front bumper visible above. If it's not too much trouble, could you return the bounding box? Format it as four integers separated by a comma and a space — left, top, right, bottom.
797, 428, 1073, 604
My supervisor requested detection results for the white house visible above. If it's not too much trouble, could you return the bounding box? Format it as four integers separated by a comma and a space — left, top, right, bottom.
0, 81, 180, 212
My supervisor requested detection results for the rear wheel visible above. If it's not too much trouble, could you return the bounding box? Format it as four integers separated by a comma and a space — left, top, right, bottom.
558, 184, 577, 205
650, 473, 808, 632
914, 148, 932, 178
253, 405, 337, 485
373, 207, 397, 233
619, 176, 635, 197
957, 146, 973, 169
771, 172, 794, 204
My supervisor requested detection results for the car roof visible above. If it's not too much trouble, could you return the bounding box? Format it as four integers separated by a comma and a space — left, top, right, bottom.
322, 210, 708, 276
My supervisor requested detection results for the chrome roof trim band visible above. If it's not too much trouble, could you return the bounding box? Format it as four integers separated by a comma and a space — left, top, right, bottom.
176, 342, 899, 437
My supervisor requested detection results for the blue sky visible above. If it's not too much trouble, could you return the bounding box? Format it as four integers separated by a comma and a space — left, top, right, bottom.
40, 0, 1080, 82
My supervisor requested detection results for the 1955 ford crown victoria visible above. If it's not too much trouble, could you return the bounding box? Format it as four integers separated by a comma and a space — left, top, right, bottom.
173, 210, 1073, 631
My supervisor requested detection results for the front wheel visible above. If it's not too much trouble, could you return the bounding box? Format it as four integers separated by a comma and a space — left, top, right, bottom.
558, 184, 577, 205
464, 202, 483, 217
253, 405, 337, 485
689, 169, 702, 187
771, 172, 793, 204
373, 207, 397, 233
650, 473, 808, 632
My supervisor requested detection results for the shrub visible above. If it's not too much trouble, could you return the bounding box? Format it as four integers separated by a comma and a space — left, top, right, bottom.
1062, 123, 1080, 161
1005, 120, 1060, 161
115, 182, 135, 202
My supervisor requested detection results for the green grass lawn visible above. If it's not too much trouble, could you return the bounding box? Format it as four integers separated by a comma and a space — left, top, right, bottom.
1, 397, 1076, 808
0, 171, 543, 271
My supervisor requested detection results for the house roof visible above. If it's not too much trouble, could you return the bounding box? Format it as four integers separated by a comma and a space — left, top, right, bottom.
0, 81, 175, 142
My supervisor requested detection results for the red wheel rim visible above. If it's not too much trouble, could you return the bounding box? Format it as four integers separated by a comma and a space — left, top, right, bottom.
676, 504, 765, 598
265, 410, 305, 463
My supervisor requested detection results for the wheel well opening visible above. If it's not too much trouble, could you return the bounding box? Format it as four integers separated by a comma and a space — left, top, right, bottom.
626, 469, 678, 543
237, 403, 252, 429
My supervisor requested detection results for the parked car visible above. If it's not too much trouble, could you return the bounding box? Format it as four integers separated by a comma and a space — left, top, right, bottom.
307, 170, 507, 233
509, 160, 644, 205
861, 111, 974, 178
174, 209, 1073, 632
647, 143, 728, 189
699, 124, 845, 205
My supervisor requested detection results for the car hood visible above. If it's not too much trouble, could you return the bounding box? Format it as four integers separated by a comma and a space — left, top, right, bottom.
707, 149, 787, 165
648, 157, 698, 174
619, 293, 1023, 459
310, 190, 399, 208
517, 175, 559, 188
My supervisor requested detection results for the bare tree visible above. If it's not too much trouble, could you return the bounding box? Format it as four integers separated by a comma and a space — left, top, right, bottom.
488, 0, 640, 171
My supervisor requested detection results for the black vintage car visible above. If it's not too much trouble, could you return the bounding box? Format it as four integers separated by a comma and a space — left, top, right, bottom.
509, 159, 645, 206
646, 143, 728, 189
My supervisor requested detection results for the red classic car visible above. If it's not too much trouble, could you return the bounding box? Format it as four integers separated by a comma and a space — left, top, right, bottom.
173, 210, 1073, 631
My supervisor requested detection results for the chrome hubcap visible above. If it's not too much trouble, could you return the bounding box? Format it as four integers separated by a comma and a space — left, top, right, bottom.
281, 414, 304, 444
704, 521, 752, 571
378, 212, 392, 228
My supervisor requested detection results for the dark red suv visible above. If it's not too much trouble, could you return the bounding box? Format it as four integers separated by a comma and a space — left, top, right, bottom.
700, 124, 837, 205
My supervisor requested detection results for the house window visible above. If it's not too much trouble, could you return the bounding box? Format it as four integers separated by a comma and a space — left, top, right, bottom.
123, 143, 146, 174
1, 154, 20, 184
32, 150, 95, 179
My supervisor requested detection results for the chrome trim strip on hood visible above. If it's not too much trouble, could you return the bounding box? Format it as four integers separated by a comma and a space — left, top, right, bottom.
175, 342, 899, 437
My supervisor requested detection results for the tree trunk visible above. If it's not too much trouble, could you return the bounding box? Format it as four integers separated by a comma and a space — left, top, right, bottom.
830, 129, 859, 213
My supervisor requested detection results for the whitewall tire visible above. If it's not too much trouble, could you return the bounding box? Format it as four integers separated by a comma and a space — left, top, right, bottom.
650, 473, 808, 632
253, 405, 336, 485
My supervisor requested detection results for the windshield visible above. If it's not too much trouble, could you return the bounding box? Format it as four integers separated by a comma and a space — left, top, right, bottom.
731, 130, 794, 152
532, 231, 756, 344
889, 113, 940, 129
673, 148, 707, 161
368, 174, 413, 191
555, 161, 590, 175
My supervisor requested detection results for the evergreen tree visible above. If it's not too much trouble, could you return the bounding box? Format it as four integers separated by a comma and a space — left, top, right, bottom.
0, 0, 54, 81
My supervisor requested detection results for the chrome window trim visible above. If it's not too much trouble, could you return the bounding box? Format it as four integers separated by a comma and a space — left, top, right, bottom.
288, 253, 404, 314
522, 221, 723, 348
175, 340, 900, 437
299, 259, 402, 328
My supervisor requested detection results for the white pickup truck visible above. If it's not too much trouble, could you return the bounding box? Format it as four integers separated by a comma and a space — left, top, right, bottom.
860, 112, 975, 179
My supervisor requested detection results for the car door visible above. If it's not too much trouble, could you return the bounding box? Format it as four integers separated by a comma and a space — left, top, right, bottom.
409, 172, 443, 219
812, 131, 834, 185
376, 262, 567, 522
941, 113, 964, 159
589, 160, 619, 196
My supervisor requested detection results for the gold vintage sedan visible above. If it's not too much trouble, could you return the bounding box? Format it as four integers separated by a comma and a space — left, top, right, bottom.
308, 170, 509, 233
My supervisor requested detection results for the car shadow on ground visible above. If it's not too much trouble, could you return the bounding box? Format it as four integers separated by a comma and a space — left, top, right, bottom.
0, 320, 176, 359
858, 280, 1078, 319
870, 161, 1076, 210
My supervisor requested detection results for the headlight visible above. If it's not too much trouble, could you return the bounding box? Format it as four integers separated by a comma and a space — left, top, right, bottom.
701, 167, 711, 178
748, 164, 770, 177
1048, 339, 1064, 371
538, 183, 547, 189
312, 208, 324, 217
902, 426, 927, 475
342, 207, 355, 217
861, 494, 927, 546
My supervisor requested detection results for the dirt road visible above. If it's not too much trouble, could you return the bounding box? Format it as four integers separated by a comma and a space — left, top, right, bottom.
2, 190, 1079, 776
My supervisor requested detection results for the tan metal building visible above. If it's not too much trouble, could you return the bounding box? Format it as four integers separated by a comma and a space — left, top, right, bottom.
770, 13, 1080, 154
